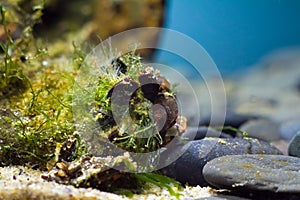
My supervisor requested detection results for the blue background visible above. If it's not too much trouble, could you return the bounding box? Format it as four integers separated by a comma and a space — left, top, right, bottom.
155, 0, 300, 75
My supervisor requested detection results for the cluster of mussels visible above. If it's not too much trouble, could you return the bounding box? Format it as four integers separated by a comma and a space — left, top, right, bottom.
95, 53, 186, 153
43, 52, 186, 191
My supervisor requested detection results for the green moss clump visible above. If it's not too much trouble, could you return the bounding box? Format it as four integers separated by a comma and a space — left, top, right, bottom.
90, 51, 177, 154
0, 1, 87, 170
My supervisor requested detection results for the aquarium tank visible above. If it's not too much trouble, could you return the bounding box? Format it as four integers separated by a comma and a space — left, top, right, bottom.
1, 0, 300, 199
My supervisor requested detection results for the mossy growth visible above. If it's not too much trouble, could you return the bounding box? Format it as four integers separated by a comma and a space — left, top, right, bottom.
0, 1, 183, 198
94, 53, 158, 151
80, 50, 180, 155
0, 1, 87, 170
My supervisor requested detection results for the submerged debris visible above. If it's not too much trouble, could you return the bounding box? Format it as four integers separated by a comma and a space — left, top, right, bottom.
43, 153, 137, 192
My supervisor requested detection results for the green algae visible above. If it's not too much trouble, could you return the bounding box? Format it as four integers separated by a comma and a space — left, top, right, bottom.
0, 1, 182, 199
0, 1, 83, 169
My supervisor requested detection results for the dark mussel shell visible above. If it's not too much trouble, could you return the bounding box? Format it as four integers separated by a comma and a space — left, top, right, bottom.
139, 71, 160, 102
152, 94, 178, 135
107, 78, 139, 105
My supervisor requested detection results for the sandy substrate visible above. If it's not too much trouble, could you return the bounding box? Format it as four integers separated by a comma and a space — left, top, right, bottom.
0, 166, 127, 200
0, 166, 240, 200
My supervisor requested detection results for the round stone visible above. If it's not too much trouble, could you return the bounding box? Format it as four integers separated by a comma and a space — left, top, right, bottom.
160, 138, 282, 186
239, 119, 281, 141
182, 126, 232, 140
288, 131, 300, 158
203, 154, 300, 193
279, 120, 300, 141
199, 113, 259, 128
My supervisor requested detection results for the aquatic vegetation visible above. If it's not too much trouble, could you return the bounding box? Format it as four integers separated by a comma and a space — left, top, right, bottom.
91, 51, 180, 153
0, 1, 82, 169
0, 1, 183, 198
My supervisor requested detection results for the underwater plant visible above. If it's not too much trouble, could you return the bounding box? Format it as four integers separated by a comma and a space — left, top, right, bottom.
0, 1, 83, 169
93, 51, 180, 152
71, 44, 188, 173
0, 1, 184, 198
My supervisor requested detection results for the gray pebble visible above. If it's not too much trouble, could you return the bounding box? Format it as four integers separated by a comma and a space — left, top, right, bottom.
203, 154, 300, 193
279, 120, 300, 140
160, 137, 282, 186
239, 119, 281, 141
199, 113, 259, 128
182, 126, 232, 140
288, 131, 300, 157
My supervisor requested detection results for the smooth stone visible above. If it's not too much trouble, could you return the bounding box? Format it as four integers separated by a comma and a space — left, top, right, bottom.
239, 119, 281, 141
160, 138, 282, 186
182, 126, 232, 140
199, 113, 259, 128
288, 131, 300, 157
199, 113, 260, 137
279, 119, 300, 140
203, 154, 300, 193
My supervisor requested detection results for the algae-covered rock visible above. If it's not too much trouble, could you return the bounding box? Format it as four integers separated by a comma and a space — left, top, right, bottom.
203, 155, 300, 194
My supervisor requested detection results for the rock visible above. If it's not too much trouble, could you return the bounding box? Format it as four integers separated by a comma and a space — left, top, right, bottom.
279, 120, 300, 141
203, 155, 300, 194
199, 113, 260, 137
288, 131, 300, 157
239, 119, 281, 141
182, 126, 232, 140
160, 138, 282, 186
199, 113, 259, 128
229, 49, 300, 124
